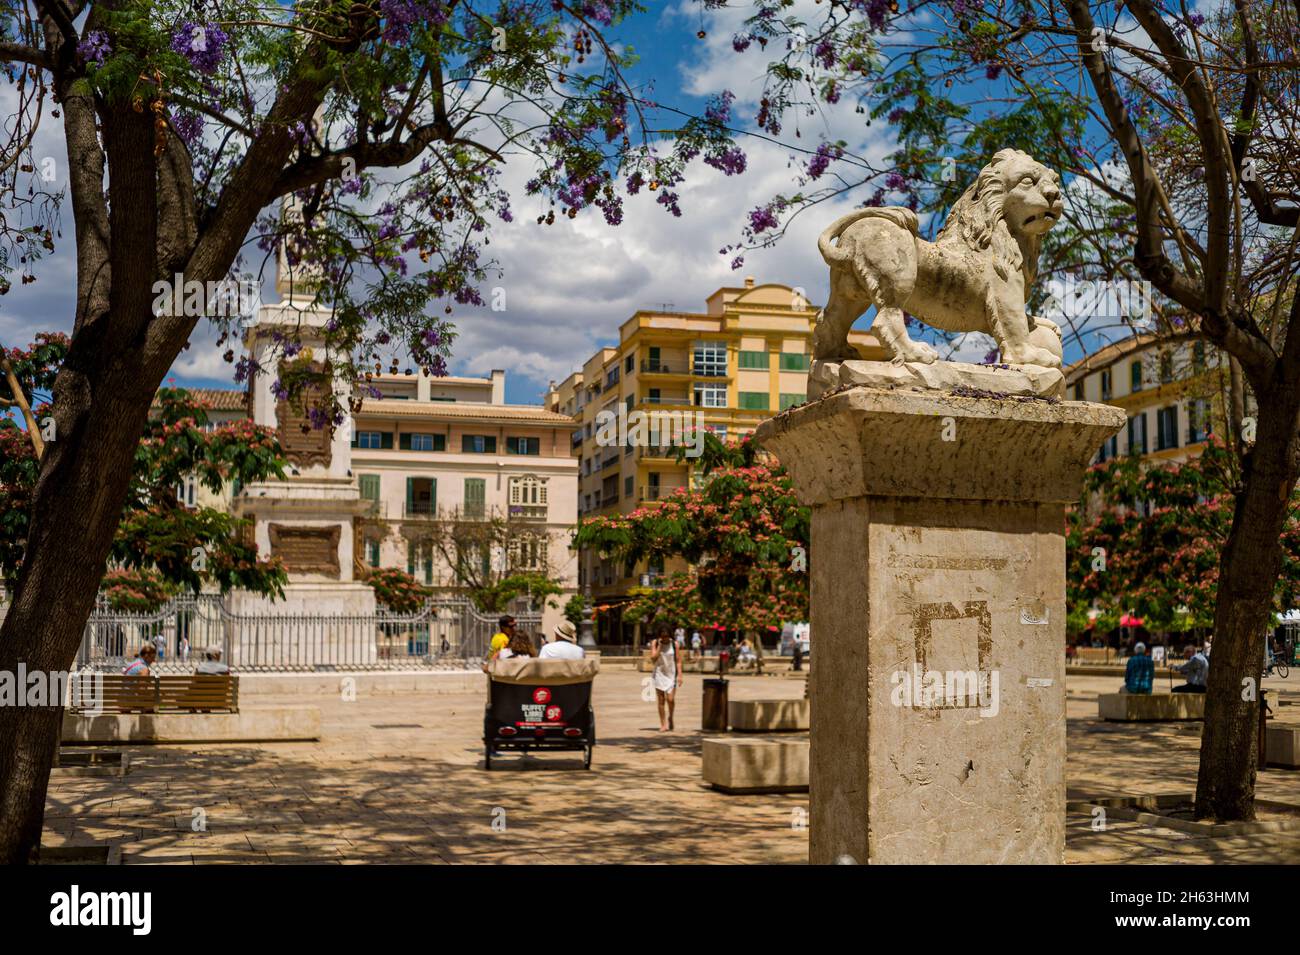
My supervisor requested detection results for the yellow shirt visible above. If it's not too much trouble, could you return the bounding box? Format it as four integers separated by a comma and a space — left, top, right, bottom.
488, 632, 509, 658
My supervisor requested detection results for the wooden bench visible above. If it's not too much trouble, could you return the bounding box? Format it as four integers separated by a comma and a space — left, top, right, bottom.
72, 674, 239, 714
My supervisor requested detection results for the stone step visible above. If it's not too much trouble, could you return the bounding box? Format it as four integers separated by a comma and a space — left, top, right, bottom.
1098, 692, 1205, 722
62, 706, 321, 743
702, 736, 809, 794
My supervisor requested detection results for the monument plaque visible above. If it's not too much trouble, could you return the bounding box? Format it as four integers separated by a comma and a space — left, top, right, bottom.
276, 361, 333, 468
269, 523, 341, 577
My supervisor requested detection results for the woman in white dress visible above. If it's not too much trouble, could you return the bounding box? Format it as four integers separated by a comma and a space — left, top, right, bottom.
648, 627, 682, 731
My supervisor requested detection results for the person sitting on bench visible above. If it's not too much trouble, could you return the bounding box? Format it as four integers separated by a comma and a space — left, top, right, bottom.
122, 643, 156, 676
195, 646, 230, 675
1122, 642, 1153, 695
1172, 647, 1208, 694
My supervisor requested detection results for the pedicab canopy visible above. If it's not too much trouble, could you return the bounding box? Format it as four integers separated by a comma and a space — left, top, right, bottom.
486, 657, 601, 685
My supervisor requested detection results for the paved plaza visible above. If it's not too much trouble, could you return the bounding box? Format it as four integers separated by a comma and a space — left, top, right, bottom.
42, 669, 1300, 864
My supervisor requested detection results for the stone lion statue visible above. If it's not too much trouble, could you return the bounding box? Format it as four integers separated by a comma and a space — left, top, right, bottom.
810, 149, 1064, 369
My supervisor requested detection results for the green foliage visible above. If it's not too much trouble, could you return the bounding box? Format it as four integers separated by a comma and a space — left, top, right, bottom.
1067, 439, 1300, 632
364, 566, 431, 614
0, 338, 288, 598
471, 572, 563, 614
574, 436, 808, 631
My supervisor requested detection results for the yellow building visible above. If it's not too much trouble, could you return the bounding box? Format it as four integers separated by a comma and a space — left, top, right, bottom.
1064, 332, 1236, 466
547, 277, 883, 642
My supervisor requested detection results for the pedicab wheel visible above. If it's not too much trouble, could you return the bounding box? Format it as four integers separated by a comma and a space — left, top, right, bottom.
584, 744, 593, 769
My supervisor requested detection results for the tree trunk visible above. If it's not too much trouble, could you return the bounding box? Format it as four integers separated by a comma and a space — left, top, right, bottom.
1195, 387, 1299, 820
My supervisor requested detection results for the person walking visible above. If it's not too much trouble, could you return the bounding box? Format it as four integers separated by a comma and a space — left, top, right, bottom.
648, 627, 682, 731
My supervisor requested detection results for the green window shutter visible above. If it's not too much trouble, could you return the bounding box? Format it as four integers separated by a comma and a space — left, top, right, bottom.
380, 431, 393, 449
399, 432, 412, 450
738, 391, 769, 410
433, 433, 446, 452
405, 477, 414, 515
429, 477, 437, 513
406, 539, 415, 575
369, 540, 380, 568
738, 350, 769, 369
779, 353, 810, 371
350, 430, 360, 448
485, 436, 497, 453
649, 346, 660, 361
359, 474, 380, 500
779, 393, 803, 411
1130, 361, 1143, 391
465, 478, 485, 517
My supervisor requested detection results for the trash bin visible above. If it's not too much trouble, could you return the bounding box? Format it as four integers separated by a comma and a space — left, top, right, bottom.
702, 678, 729, 732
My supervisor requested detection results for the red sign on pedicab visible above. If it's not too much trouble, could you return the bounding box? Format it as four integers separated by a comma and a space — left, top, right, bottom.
532, 687, 551, 704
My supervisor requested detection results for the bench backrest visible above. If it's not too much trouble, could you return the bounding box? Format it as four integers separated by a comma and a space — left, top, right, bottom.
75, 674, 239, 714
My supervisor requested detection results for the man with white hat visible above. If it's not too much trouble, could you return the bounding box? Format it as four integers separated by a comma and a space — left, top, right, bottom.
539, 620, 585, 659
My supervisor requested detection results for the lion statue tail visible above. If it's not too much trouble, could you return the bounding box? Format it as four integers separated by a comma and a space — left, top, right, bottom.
817, 206, 919, 264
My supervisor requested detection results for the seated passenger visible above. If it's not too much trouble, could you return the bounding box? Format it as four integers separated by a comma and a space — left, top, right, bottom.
539, 621, 584, 660
195, 646, 230, 675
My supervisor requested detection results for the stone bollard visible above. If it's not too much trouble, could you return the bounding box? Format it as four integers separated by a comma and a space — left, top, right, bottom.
756, 387, 1123, 864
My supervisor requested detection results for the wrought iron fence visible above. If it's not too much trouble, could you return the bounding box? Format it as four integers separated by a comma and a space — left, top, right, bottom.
75, 593, 541, 673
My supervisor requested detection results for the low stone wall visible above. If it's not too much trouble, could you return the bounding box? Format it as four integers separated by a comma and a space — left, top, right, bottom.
729, 698, 810, 732
237, 670, 483, 696
1098, 692, 1205, 721
1266, 724, 1300, 768
62, 706, 321, 743
702, 736, 809, 794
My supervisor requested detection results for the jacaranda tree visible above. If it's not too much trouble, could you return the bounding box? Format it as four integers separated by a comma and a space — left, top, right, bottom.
0, 0, 754, 861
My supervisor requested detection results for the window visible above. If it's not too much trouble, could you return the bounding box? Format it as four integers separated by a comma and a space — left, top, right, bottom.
359, 474, 381, 501
506, 436, 540, 455
693, 340, 727, 377
624, 475, 634, 498
1127, 414, 1148, 456
175, 475, 197, 509
739, 350, 769, 370
509, 475, 548, 519
779, 352, 810, 372
463, 478, 486, 518
1159, 352, 1173, 384
1072, 383, 1084, 402
1097, 435, 1118, 463
1130, 360, 1143, 392
738, 391, 769, 411
625, 354, 634, 374
405, 476, 436, 516
1156, 406, 1179, 451
1187, 398, 1211, 443
1192, 341, 1207, 371
400, 432, 444, 451
353, 430, 392, 449
694, 383, 726, 408
510, 536, 548, 572
406, 539, 433, 585
461, 434, 497, 453
779, 393, 804, 411
1100, 370, 1112, 400
366, 539, 381, 568
605, 367, 620, 391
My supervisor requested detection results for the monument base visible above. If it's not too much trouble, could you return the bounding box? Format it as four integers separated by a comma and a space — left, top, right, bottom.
756, 387, 1123, 864
810, 358, 1065, 402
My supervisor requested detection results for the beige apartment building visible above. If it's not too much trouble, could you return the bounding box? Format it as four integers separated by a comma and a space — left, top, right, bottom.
547, 277, 883, 643
189, 370, 578, 630
1065, 332, 1234, 466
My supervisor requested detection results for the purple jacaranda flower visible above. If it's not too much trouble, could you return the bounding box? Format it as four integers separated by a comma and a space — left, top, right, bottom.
78, 30, 111, 67
171, 22, 229, 75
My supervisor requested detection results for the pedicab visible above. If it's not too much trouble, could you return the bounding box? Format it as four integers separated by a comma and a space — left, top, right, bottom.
483, 656, 599, 770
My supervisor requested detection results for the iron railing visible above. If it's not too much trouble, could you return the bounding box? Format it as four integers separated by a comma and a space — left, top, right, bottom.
75, 593, 542, 673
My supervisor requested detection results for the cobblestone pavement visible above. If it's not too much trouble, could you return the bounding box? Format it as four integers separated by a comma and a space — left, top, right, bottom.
42, 669, 1300, 864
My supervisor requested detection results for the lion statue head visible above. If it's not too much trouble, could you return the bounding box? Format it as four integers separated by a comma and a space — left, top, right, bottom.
937, 149, 1063, 283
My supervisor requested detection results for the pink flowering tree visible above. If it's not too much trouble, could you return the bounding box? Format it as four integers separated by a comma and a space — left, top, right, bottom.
573, 433, 809, 632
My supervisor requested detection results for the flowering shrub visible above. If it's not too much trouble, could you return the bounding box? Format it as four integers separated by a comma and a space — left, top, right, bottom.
365, 567, 432, 614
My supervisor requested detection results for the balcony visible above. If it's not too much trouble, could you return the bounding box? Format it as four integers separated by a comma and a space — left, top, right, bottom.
600, 494, 620, 508
641, 360, 684, 375
571, 430, 584, 447
642, 394, 691, 405
402, 502, 438, 519
641, 485, 685, 501
508, 504, 548, 521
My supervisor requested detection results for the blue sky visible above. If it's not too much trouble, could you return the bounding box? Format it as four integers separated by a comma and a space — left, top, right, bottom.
0, 1, 1128, 408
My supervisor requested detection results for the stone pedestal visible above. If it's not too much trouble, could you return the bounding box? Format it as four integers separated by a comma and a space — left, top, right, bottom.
755, 388, 1124, 864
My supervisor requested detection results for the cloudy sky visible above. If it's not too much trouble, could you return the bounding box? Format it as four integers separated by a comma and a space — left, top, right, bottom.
0, 1, 1097, 407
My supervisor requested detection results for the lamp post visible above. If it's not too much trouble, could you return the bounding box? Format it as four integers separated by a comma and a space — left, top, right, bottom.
579, 583, 596, 648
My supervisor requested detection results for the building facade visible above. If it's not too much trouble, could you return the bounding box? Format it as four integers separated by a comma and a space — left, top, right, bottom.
547, 277, 884, 642
1065, 333, 1235, 466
